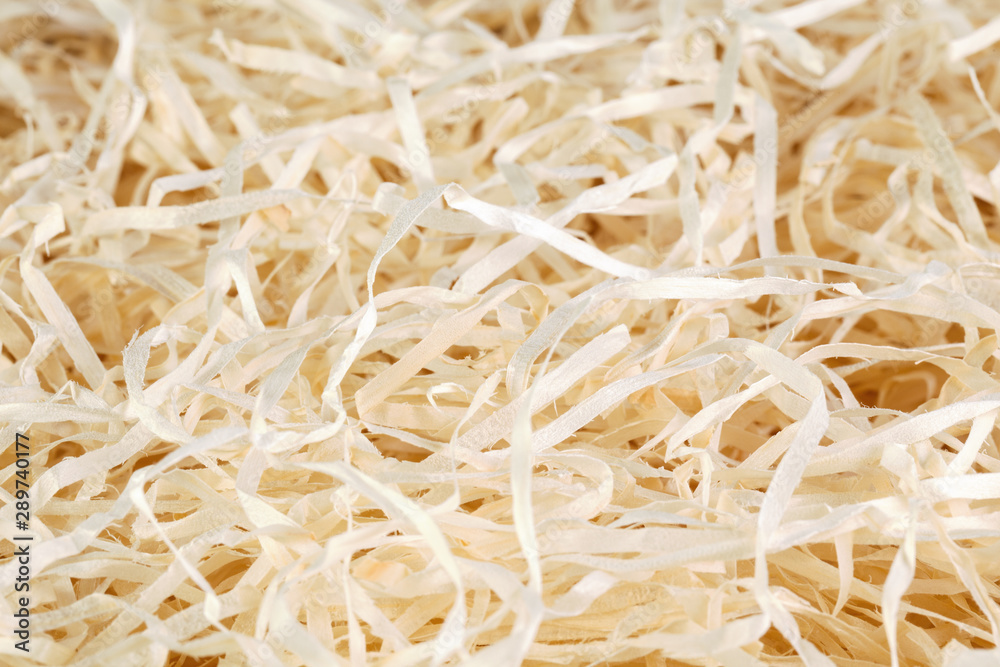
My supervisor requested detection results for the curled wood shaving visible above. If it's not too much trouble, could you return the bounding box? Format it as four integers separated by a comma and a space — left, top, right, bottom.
2, 0, 1000, 665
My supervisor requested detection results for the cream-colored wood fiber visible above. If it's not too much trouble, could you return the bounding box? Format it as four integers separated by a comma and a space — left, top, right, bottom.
2, 0, 1000, 665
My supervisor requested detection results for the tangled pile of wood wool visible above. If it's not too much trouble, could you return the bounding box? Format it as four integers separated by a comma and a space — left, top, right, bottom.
3, 0, 1000, 665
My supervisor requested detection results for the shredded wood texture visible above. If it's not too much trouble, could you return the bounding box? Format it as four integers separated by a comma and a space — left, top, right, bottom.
2, 0, 1000, 665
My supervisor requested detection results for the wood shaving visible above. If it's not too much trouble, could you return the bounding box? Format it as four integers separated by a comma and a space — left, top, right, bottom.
2, 0, 1000, 665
